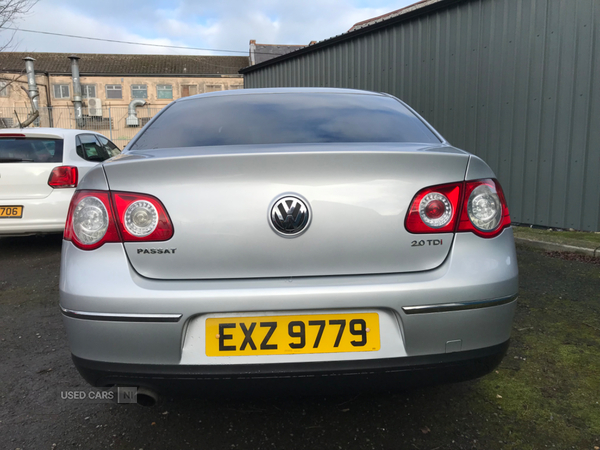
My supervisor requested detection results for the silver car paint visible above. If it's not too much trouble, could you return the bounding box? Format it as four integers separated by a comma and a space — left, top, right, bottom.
102, 143, 470, 279
60, 228, 517, 365
464, 154, 496, 180
61, 89, 518, 376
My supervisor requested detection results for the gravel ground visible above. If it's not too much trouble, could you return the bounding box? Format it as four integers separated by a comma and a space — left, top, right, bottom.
1, 234, 599, 450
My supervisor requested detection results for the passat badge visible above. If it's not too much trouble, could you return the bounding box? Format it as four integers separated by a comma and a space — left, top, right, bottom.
269, 195, 311, 237
137, 248, 177, 254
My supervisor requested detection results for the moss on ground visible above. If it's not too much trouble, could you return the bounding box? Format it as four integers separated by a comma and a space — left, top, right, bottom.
475, 306, 600, 447
468, 249, 600, 449
514, 226, 600, 250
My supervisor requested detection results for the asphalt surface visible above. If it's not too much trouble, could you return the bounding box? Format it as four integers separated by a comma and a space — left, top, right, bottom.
1, 234, 599, 450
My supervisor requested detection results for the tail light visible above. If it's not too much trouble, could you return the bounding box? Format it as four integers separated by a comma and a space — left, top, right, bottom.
64, 191, 120, 250
457, 179, 511, 238
64, 190, 173, 250
405, 179, 510, 238
111, 192, 173, 242
405, 183, 462, 233
48, 166, 78, 188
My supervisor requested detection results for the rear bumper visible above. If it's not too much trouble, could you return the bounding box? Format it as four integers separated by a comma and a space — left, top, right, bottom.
73, 340, 509, 394
0, 189, 74, 235
60, 228, 518, 390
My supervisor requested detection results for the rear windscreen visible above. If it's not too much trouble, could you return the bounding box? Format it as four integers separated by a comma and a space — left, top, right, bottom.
130, 93, 441, 150
0, 138, 63, 163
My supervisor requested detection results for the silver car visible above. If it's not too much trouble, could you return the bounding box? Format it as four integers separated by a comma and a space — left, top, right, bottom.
60, 88, 518, 402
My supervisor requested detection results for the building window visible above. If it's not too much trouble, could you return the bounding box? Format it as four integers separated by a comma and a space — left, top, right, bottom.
157, 84, 172, 99
53, 84, 70, 99
181, 85, 197, 97
205, 84, 223, 93
229, 84, 243, 90
106, 84, 122, 99
131, 84, 147, 99
0, 81, 10, 97
82, 84, 96, 98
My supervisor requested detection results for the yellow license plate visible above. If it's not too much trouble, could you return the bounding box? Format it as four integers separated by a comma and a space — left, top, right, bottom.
0, 206, 23, 218
206, 313, 380, 357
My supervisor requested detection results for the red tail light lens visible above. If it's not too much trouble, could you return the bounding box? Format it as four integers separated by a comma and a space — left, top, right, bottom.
111, 192, 174, 242
457, 179, 511, 238
48, 166, 78, 188
405, 178, 510, 238
405, 183, 462, 233
64, 191, 120, 250
64, 190, 174, 250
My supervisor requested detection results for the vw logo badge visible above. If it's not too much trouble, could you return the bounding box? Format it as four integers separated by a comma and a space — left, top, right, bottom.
269, 195, 311, 237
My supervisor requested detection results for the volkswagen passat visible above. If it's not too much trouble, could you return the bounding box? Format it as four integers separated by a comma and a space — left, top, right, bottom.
59, 88, 518, 398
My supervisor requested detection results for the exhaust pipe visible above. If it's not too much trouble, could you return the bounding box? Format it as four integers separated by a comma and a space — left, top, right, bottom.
136, 387, 159, 407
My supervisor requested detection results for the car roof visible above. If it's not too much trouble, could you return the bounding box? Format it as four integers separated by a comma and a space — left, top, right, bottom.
0, 128, 104, 139
178, 87, 386, 103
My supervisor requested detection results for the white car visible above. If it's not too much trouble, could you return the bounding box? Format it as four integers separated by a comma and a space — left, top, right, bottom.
0, 128, 120, 236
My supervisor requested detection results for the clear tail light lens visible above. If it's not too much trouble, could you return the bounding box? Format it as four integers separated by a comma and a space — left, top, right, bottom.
64, 191, 120, 250
457, 179, 511, 238
48, 166, 78, 188
467, 184, 501, 230
64, 190, 173, 250
124, 200, 158, 237
406, 178, 510, 238
72, 196, 109, 244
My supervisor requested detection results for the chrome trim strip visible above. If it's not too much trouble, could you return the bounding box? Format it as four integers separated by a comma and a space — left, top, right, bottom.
402, 294, 518, 315
60, 306, 182, 323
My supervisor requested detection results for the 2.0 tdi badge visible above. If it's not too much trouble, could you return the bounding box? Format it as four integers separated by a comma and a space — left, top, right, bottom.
269, 195, 311, 237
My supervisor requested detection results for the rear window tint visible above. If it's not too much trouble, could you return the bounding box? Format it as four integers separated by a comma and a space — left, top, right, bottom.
130, 93, 441, 150
0, 138, 63, 163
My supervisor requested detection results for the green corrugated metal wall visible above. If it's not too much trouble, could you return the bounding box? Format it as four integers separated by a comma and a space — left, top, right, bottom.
243, 0, 600, 231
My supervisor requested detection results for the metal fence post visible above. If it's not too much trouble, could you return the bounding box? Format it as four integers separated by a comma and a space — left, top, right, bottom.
67, 106, 73, 129
108, 106, 113, 140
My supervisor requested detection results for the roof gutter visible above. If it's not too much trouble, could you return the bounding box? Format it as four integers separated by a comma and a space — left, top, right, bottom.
239, 0, 461, 74
0, 71, 245, 78
46, 73, 244, 78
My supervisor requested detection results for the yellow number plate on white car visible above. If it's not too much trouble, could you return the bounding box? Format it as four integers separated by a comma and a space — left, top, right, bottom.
206, 313, 380, 357
0, 206, 23, 218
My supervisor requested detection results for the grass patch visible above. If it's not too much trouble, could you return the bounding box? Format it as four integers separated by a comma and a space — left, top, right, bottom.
513, 226, 600, 250
474, 291, 600, 449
